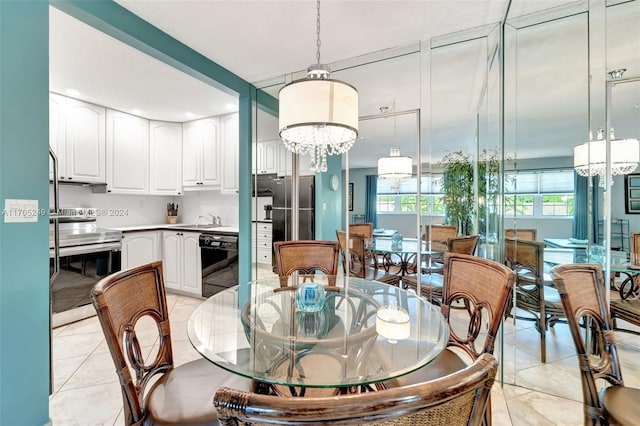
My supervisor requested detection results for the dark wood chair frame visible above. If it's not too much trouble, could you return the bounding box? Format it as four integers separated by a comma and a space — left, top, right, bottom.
336, 230, 400, 287
552, 263, 640, 426
214, 353, 498, 426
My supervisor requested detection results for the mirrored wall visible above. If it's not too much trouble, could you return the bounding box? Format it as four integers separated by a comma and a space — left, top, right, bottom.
250, 0, 640, 397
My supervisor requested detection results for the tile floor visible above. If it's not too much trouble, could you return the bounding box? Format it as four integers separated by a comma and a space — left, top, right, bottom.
49, 292, 640, 426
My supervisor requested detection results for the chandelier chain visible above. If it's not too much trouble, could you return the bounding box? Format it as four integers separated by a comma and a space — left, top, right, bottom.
316, 0, 321, 65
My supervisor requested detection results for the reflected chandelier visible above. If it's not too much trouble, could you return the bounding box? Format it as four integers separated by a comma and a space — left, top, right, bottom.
278, 0, 359, 173
574, 128, 640, 186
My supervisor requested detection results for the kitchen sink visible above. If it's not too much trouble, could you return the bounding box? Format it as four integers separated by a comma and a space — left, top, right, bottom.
167, 223, 219, 230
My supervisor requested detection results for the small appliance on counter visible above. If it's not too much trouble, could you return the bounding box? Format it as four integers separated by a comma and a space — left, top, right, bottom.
264, 204, 272, 220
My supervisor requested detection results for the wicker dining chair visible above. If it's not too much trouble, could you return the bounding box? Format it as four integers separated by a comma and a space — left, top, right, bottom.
273, 240, 340, 289
214, 353, 498, 426
505, 228, 537, 241
91, 261, 251, 425
403, 235, 480, 304
552, 263, 640, 426
386, 253, 514, 425
348, 222, 373, 239
504, 237, 565, 363
336, 230, 400, 286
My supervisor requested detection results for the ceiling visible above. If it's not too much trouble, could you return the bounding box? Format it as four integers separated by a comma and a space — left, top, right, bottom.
50, 1, 639, 169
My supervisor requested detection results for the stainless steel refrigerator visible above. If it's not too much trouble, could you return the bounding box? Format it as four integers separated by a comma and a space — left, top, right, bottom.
271, 176, 315, 266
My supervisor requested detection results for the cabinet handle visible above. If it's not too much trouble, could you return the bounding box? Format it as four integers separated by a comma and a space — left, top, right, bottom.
67, 177, 72, 180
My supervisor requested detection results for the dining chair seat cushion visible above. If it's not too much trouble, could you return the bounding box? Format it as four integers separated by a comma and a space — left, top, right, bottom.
601, 385, 640, 425
382, 348, 467, 388
146, 358, 252, 425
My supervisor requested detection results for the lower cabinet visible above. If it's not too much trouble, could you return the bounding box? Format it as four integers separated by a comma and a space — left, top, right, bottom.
162, 231, 202, 296
253, 222, 273, 264
121, 231, 161, 270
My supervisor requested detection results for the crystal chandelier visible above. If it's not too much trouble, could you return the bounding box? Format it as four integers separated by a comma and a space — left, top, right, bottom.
278, 0, 359, 173
378, 147, 413, 188
574, 128, 640, 186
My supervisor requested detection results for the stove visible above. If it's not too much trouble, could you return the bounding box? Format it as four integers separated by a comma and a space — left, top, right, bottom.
50, 208, 123, 326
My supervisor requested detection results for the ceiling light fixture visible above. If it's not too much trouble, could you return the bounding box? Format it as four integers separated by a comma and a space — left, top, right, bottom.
574, 128, 640, 186
278, 0, 359, 173
377, 105, 412, 189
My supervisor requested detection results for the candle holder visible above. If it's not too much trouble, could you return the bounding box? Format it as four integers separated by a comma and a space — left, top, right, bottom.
295, 281, 326, 313
376, 303, 410, 344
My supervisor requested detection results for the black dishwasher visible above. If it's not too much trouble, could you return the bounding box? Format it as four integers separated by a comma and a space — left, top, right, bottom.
200, 234, 239, 298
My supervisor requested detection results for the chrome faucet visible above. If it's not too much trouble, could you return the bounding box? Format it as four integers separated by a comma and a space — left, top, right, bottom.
198, 214, 215, 225
202, 213, 222, 226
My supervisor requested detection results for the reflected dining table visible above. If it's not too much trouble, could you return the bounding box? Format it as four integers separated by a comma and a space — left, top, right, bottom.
365, 237, 445, 277
187, 275, 449, 396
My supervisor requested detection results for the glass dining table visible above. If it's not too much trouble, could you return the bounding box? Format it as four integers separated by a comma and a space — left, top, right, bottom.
187, 275, 449, 395
365, 237, 445, 277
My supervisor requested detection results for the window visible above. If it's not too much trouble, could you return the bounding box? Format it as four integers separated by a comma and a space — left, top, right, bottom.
504, 169, 574, 218
377, 176, 444, 214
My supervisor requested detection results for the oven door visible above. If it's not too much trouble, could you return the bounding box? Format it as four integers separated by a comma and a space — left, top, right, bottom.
201, 243, 239, 298
50, 242, 121, 327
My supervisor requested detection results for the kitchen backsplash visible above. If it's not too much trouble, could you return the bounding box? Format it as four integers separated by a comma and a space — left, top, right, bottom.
54, 185, 241, 228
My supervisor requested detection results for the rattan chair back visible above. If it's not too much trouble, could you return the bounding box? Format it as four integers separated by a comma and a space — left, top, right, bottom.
336, 231, 400, 286
505, 228, 537, 241
349, 222, 373, 239
504, 237, 564, 363
551, 264, 640, 426
214, 353, 498, 426
91, 262, 174, 425
631, 232, 640, 266
447, 234, 480, 256
274, 240, 340, 288
424, 224, 458, 251
442, 253, 516, 361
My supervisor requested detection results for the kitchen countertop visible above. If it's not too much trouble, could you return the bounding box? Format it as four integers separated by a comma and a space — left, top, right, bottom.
108, 224, 239, 234
252, 219, 272, 223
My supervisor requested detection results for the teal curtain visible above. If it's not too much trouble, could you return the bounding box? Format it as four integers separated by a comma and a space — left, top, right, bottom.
365, 175, 378, 228
573, 174, 599, 242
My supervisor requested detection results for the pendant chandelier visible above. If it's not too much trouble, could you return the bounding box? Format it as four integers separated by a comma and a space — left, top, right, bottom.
574, 128, 640, 186
378, 106, 412, 188
278, 0, 359, 173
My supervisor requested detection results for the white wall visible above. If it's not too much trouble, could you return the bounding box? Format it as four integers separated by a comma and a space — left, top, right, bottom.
179, 191, 240, 226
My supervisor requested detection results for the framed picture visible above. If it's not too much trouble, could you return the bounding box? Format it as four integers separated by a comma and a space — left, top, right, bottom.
348, 183, 354, 211
624, 173, 640, 214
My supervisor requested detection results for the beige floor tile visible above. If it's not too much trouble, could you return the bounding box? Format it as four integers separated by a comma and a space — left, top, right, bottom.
172, 339, 203, 367
60, 350, 120, 391
506, 390, 583, 426
50, 381, 122, 426
170, 318, 190, 342
175, 294, 204, 305
56, 315, 102, 337
514, 363, 582, 402
491, 385, 513, 426
52, 355, 86, 393
112, 409, 123, 426
52, 331, 104, 360
169, 302, 201, 321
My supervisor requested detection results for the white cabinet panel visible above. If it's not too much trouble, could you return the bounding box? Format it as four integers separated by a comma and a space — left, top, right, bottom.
49, 94, 105, 183
182, 117, 220, 190
121, 231, 161, 270
162, 231, 201, 296
220, 113, 239, 194
106, 110, 150, 194
254, 222, 273, 264
150, 121, 182, 195
255, 140, 279, 174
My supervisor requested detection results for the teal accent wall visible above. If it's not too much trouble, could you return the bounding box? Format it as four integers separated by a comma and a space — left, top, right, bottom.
0, 1, 51, 424
237, 94, 253, 304
315, 156, 343, 240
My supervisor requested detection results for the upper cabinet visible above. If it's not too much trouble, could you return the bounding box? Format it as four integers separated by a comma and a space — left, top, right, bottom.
150, 121, 183, 195
49, 93, 106, 183
220, 112, 239, 194
106, 110, 150, 194
254, 140, 278, 175
183, 117, 221, 189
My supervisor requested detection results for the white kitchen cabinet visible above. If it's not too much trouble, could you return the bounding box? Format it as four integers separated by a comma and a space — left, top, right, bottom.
162, 231, 202, 296
220, 112, 239, 194
106, 110, 150, 194
150, 121, 183, 195
49, 93, 106, 183
254, 140, 278, 175
253, 222, 273, 264
183, 117, 220, 189
121, 231, 161, 270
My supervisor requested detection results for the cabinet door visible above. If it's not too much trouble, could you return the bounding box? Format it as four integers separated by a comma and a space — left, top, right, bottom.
276, 142, 292, 177
220, 113, 239, 194
49, 94, 67, 180
200, 117, 221, 187
162, 232, 182, 291
150, 121, 183, 195
181, 232, 202, 296
106, 110, 150, 194
182, 120, 202, 188
262, 140, 278, 174
65, 97, 106, 183
254, 142, 264, 174
121, 231, 160, 270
